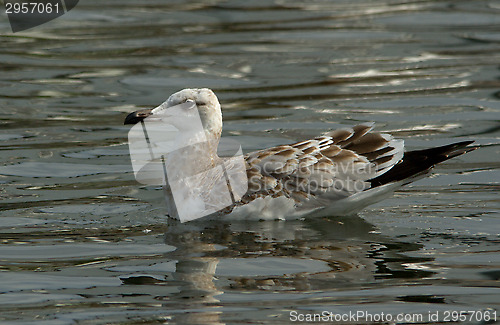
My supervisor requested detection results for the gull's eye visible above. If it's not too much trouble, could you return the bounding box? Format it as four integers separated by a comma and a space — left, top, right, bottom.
183, 99, 196, 110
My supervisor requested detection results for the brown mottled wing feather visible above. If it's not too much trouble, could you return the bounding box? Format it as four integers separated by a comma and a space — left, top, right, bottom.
238, 123, 405, 211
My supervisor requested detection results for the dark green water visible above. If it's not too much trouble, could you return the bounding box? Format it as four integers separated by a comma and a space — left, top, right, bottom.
0, 1, 499, 324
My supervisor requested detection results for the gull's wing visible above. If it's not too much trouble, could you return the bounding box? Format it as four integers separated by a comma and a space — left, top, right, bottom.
370, 140, 476, 187
239, 123, 404, 210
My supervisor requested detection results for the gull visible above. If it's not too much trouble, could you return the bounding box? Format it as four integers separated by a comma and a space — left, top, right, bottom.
124, 88, 477, 220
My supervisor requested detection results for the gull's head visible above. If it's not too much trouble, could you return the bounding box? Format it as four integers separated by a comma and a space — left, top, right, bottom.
165, 88, 222, 137
124, 88, 222, 138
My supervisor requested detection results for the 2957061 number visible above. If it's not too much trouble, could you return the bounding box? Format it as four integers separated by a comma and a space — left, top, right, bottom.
5, 2, 60, 14
443, 310, 497, 322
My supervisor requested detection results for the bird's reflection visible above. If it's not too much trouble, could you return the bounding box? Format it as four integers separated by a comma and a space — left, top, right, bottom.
153, 214, 434, 324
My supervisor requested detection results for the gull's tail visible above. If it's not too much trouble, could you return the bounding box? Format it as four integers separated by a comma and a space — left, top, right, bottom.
370, 141, 478, 188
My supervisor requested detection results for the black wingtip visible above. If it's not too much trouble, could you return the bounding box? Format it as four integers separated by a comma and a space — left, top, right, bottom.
420, 140, 478, 160
441, 140, 478, 159
370, 140, 478, 187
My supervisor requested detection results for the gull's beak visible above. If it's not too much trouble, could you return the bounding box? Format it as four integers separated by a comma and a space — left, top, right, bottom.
124, 109, 153, 125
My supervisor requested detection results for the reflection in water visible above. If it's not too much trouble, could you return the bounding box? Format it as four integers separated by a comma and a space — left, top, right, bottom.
158, 215, 433, 321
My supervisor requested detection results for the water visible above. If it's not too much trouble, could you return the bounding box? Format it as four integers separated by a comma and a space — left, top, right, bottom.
1, 0, 499, 324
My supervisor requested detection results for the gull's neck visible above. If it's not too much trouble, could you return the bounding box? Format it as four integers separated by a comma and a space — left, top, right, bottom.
166, 130, 221, 178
